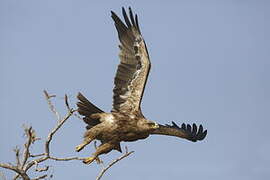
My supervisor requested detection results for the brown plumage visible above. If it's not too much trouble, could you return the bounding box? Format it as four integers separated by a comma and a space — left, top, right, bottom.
76, 7, 207, 164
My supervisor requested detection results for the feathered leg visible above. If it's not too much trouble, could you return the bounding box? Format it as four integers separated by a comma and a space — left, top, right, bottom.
83, 143, 115, 164
75, 137, 95, 152
75, 125, 102, 152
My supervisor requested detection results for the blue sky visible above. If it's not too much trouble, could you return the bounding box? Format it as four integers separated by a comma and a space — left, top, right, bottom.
1, 0, 270, 179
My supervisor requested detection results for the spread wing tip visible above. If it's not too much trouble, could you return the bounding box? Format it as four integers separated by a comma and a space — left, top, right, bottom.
111, 7, 141, 35
168, 121, 207, 142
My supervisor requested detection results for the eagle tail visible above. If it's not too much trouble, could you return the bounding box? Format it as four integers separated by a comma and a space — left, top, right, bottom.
77, 92, 104, 129
151, 121, 207, 142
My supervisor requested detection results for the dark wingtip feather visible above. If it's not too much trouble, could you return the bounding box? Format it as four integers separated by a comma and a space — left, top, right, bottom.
187, 124, 191, 132
171, 121, 179, 128
191, 123, 197, 137
198, 129, 207, 141
128, 7, 136, 27
165, 122, 207, 142
111, 10, 117, 19
181, 123, 186, 129
135, 14, 141, 34
111, 7, 142, 41
122, 7, 132, 28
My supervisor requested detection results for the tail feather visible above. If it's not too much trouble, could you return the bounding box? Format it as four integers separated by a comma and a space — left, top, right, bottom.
77, 92, 104, 129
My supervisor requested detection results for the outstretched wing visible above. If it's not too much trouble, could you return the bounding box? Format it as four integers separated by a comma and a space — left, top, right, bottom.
151, 121, 207, 142
77, 93, 104, 129
111, 7, 151, 113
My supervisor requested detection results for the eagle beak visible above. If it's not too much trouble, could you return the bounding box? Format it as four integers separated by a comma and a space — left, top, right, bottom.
146, 120, 159, 129
154, 122, 159, 129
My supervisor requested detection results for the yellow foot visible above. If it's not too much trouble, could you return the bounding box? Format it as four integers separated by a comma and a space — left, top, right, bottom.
75, 144, 85, 152
83, 157, 96, 164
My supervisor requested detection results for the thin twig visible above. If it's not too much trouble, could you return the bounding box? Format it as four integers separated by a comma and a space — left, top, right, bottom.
45, 110, 74, 156
96, 147, 134, 180
29, 153, 46, 158
49, 156, 85, 161
34, 161, 49, 172
21, 127, 33, 168
14, 147, 21, 167
32, 174, 47, 180
43, 90, 60, 120
13, 174, 20, 180
64, 94, 71, 112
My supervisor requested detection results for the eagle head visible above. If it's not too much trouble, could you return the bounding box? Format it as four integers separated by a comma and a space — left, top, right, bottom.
137, 119, 159, 131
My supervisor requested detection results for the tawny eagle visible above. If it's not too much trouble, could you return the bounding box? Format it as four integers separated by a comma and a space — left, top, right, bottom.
76, 7, 207, 164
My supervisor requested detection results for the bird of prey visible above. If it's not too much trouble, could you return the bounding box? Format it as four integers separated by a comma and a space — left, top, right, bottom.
76, 7, 207, 164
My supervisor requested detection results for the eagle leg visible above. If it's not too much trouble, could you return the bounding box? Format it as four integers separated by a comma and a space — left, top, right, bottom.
75, 137, 95, 152
76, 124, 103, 152
83, 143, 115, 165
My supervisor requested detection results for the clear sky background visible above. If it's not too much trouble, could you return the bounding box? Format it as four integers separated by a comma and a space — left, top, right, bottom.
1, 0, 269, 179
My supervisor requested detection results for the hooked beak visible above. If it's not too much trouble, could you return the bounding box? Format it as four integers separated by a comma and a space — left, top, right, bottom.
154, 122, 159, 129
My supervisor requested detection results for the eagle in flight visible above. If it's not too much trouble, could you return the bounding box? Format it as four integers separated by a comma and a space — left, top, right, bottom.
76, 7, 207, 164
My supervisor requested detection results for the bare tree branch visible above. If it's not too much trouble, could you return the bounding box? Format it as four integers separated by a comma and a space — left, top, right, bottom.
29, 153, 45, 158
49, 156, 85, 161
0, 91, 82, 180
0, 163, 30, 180
14, 147, 21, 167
96, 147, 135, 180
43, 90, 60, 121
24, 91, 80, 173
1, 90, 135, 180
32, 174, 47, 180
13, 173, 20, 180
44, 108, 74, 156
21, 127, 33, 168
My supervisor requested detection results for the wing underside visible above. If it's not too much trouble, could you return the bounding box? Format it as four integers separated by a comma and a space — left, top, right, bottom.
111, 7, 151, 113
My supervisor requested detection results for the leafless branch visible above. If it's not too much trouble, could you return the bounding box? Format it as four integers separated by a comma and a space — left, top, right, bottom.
14, 147, 21, 167
1, 90, 135, 180
43, 90, 60, 121
0, 90, 83, 180
31, 174, 47, 180
13, 173, 20, 180
49, 156, 85, 161
44, 107, 74, 156
29, 153, 45, 158
0, 163, 30, 180
96, 146, 135, 180
21, 127, 33, 168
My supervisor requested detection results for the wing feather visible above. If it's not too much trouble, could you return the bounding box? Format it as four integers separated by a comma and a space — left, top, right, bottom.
151, 122, 207, 142
77, 92, 104, 129
111, 7, 151, 113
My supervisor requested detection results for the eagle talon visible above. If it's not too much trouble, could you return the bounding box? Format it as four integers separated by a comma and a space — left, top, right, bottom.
75, 144, 85, 152
83, 157, 96, 164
